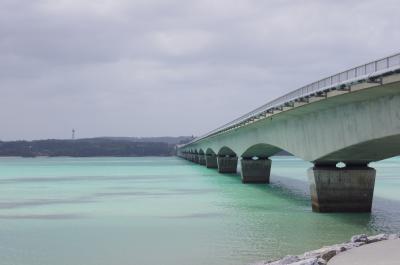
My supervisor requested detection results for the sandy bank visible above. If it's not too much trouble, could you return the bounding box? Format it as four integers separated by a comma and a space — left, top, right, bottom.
328, 238, 400, 265
253, 233, 399, 265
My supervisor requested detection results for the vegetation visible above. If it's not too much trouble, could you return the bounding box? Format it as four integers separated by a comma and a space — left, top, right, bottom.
0, 137, 193, 157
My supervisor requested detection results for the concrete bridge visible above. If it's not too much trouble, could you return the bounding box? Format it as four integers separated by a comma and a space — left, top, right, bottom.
177, 53, 400, 213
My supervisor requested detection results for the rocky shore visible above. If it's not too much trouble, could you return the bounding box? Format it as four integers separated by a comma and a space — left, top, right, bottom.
253, 233, 399, 265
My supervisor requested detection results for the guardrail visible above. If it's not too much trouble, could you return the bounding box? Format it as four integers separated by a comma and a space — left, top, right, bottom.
183, 52, 400, 147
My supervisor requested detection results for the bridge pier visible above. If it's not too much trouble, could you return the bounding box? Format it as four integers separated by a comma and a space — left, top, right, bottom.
190, 154, 196, 163
198, 155, 206, 166
308, 165, 376, 212
205, 155, 218, 168
217, 156, 238, 173
240, 158, 271, 183
193, 154, 200, 164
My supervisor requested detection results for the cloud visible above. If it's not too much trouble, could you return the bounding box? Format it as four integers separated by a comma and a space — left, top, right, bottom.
0, 0, 399, 140
150, 30, 215, 56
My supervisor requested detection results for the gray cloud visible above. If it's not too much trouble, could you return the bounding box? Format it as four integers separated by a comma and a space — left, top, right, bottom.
1, 0, 399, 140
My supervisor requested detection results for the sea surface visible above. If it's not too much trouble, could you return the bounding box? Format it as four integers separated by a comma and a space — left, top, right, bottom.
0, 156, 399, 265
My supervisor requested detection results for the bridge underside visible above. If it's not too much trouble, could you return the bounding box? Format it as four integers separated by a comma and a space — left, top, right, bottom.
317, 134, 400, 165
178, 75, 400, 213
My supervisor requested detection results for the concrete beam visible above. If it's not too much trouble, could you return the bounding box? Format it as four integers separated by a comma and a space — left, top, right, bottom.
308, 166, 376, 212
327, 89, 349, 98
205, 155, 218, 168
217, 156, 238, 173
293, 101, 308, 108
240, 158, 271, 184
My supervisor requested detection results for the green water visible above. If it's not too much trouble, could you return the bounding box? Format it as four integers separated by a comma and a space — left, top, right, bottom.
0, 156, 399, 265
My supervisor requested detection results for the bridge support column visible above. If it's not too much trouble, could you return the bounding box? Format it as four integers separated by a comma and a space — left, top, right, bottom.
206, 155, 218, 168
217, 156, 238, 173
308, 165, 376, 212
193, 154, 200, 164
240, 158, 271, 184
198, 155, 206, 166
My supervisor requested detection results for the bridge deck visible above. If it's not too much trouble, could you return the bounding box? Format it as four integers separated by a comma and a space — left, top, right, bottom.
183, 53, 400, 146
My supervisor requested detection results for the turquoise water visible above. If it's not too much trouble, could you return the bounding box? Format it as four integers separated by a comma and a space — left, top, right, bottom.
0, 156, 399, 265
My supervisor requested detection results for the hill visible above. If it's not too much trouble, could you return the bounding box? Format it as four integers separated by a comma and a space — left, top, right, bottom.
0, 136, 193, 157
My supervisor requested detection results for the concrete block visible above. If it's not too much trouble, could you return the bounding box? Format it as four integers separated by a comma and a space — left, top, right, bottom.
217, 156, 238, 173
206, 155, 218, 168
198, 155, 206, 166
308, 166, 376, 212
241, 158, 271, 184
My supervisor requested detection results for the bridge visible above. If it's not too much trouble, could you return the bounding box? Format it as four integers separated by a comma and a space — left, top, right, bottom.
177, 52, 400, 213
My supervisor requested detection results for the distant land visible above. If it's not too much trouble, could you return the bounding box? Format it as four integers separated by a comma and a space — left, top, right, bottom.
88, 136, 194, 145
0, 136, 194, 157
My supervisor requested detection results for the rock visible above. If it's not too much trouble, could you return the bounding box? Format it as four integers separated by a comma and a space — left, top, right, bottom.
264, 255, 300, 265
279, 256, 300, 264
289, 257, 318, 265
337, 241, 364, 252
352, 241, 366, 247
300, 246, 337, 260
252, 233, 400, 265
350, 234, 368, 243
301, 249, 323, 259
367, 233, 389, 243
320, 249, 337, 261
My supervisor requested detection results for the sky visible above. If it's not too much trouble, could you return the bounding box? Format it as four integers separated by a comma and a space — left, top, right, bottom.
1, 0, 400, 140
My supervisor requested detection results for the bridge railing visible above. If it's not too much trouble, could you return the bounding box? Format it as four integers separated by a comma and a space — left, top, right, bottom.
183, 52, 400, 147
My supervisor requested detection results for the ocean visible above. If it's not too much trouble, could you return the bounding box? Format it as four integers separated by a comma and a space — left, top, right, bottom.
0, 156, 399, 265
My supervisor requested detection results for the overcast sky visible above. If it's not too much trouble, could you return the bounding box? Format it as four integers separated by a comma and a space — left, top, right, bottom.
1, 0, 399, 140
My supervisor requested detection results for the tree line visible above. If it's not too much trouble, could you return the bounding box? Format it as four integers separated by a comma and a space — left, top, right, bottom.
0, 137, 193, 157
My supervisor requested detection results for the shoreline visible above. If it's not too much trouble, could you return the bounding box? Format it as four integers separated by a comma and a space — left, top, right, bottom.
253, 233, 399, 265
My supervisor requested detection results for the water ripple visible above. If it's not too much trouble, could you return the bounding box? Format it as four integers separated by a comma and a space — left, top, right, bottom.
0, 213, 87, 220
